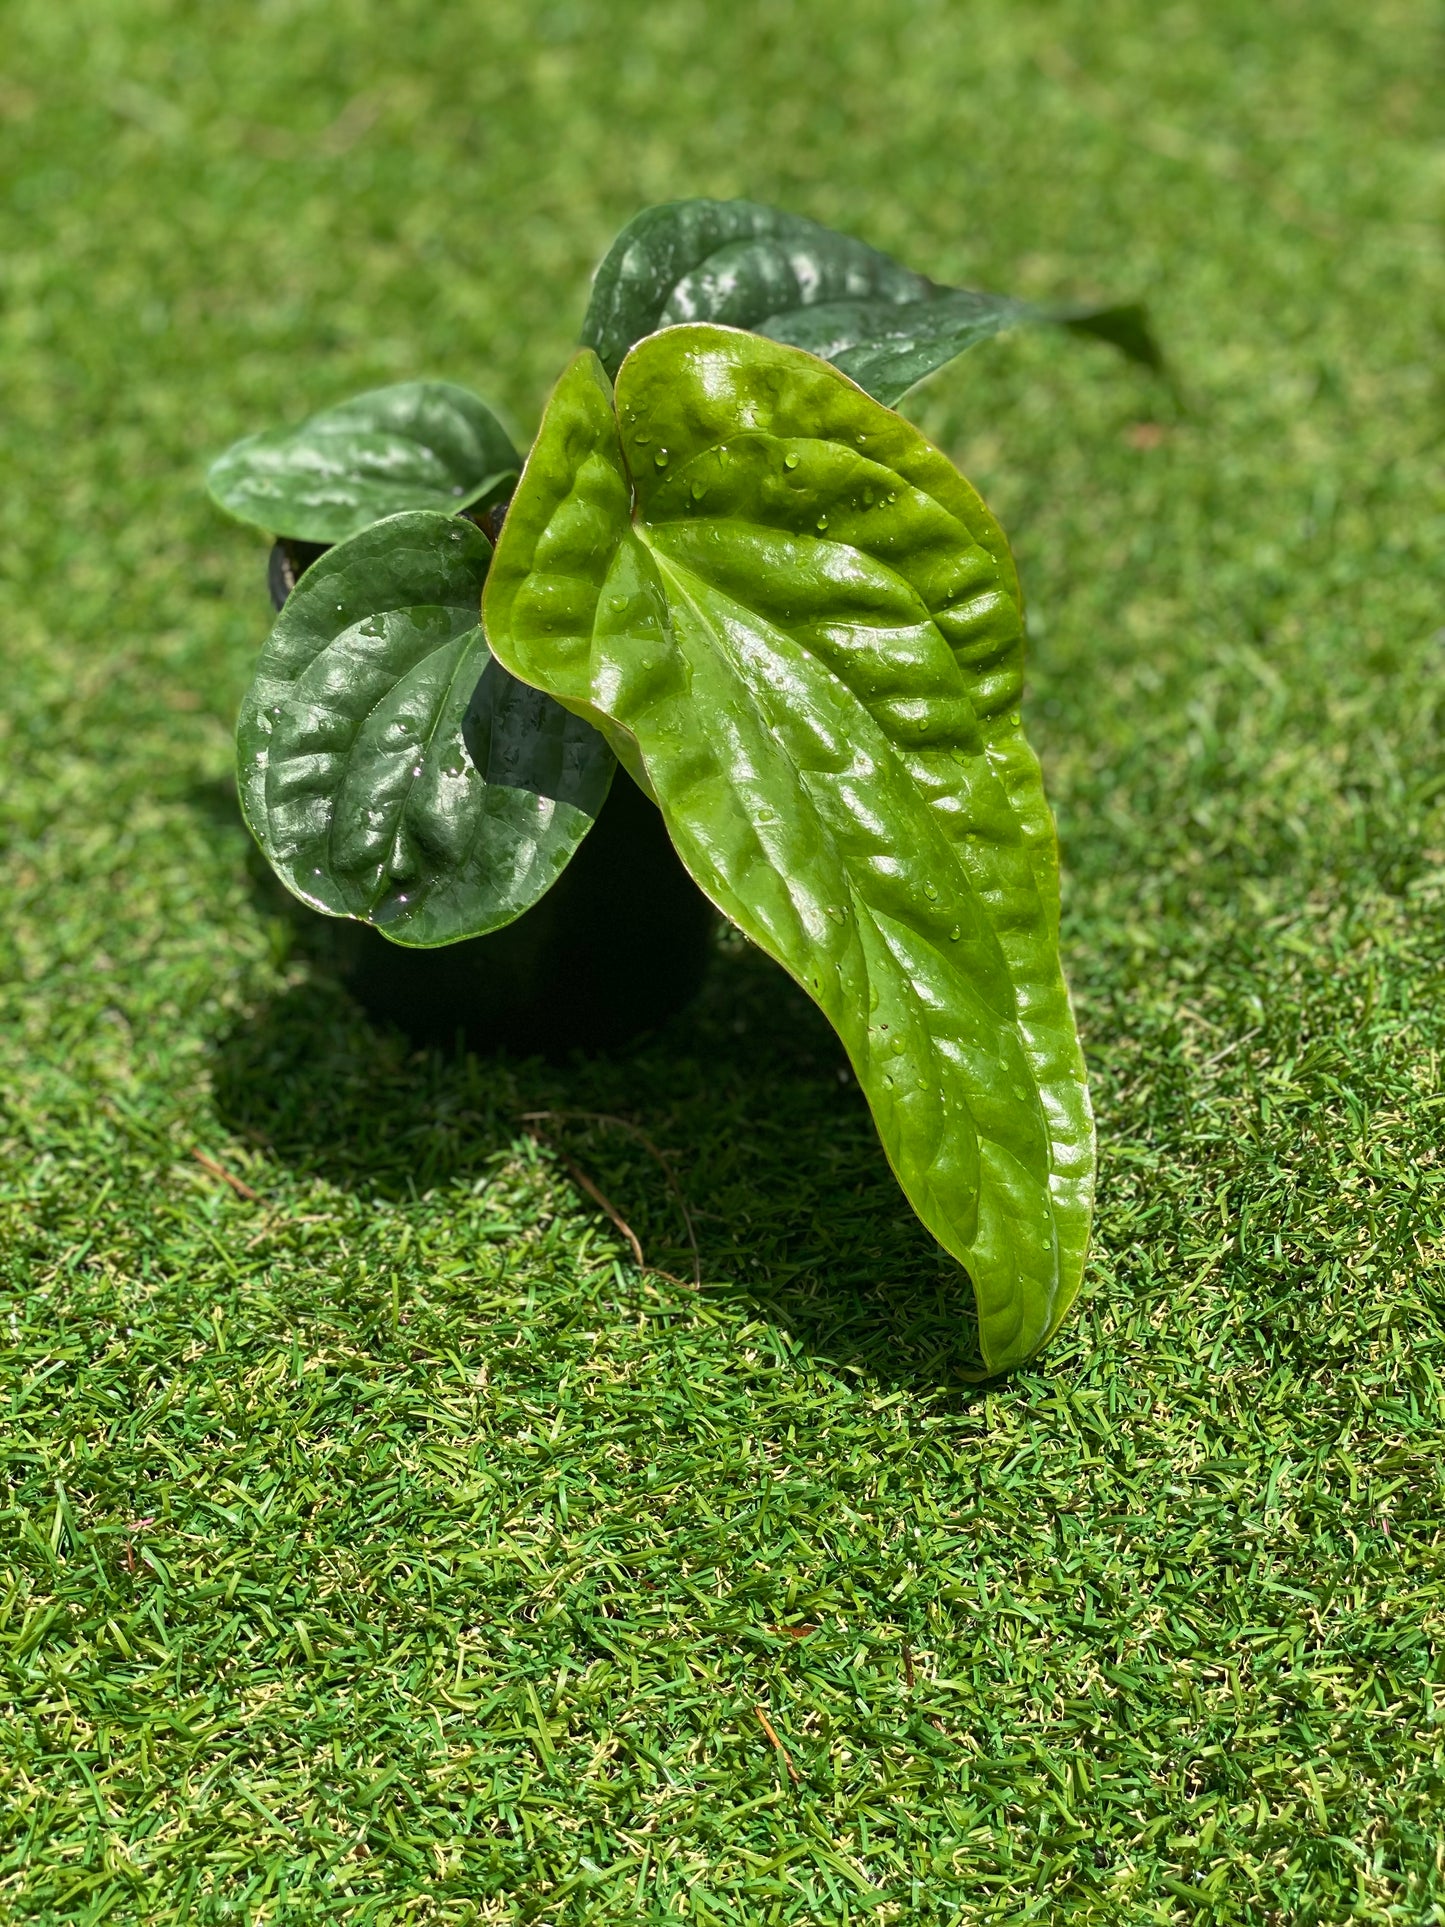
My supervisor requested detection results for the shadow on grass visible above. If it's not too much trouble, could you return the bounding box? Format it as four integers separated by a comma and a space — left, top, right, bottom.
210, 851, 987, 1393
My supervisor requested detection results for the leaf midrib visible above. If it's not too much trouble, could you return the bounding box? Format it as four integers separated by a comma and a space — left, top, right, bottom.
268, 592, 485, 921
347, 615, 490, 923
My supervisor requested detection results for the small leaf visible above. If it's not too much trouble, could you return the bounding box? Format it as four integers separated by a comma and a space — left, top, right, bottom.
208, 381, 522, 543
581, 198, 1164, 405
485, 328, 1094, 1371
238, 510, 614, 946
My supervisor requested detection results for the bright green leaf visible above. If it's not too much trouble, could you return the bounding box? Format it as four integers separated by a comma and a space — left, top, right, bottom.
237, 510, 614, 947
208, 381, 522, 543
580, 198, 1164, 405
484, 327, 1094, 1371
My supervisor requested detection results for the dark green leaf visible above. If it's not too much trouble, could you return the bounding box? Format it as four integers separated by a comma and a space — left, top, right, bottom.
581, 199, 928, 378
760, 289, 1033, 406
237, 510, 613, 946
484, 328, 1093, 1371
208, 382, 521, 544
580, 198, 1164, 406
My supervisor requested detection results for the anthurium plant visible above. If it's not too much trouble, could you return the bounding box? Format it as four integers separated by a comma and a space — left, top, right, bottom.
210, 199, 1159, 1371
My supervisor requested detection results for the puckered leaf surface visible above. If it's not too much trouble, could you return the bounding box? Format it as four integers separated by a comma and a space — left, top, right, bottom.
237, 511, 613, 946
580, 198, 1162, 406
484, 326, 1094, 1370
208, 381, 521, 543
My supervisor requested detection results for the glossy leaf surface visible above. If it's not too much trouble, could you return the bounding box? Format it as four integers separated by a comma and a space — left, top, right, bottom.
238, 511, 613, 946
485, 327, 1094, 1370
208, 382, 521, 543
581, 198, 1162, 405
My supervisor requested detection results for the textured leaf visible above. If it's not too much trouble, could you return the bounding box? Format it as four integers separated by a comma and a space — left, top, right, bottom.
237, 510, 614, 946
580, 198, 1163, 406
761, 289, 1034, 406
208, 381, 521, 543
484, 327, 1094, 1371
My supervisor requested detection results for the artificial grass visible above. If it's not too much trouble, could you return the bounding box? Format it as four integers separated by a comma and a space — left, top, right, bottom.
2, 0, 1443, 1920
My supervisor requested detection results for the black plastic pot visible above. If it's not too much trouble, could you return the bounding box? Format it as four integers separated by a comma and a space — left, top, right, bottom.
264, 536, 716, 1057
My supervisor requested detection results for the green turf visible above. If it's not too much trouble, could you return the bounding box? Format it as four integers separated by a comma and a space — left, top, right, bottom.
3, 1, 1443, 1920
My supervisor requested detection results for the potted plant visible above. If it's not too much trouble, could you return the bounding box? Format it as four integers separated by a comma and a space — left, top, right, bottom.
209, 198, 1159, 1368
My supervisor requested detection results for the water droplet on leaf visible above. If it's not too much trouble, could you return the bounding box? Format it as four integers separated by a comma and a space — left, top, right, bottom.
654, 448, 669, 468
784, 451, 800, 470
816, 514, 828, 532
